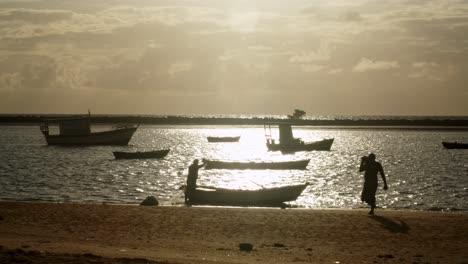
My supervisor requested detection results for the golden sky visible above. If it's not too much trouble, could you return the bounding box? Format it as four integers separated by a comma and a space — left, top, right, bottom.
0, 0, 467, 116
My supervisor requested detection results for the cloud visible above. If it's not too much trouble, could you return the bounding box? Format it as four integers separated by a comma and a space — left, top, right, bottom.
289, 47, 331, 63
0, 54, 57, 90
328, 68, 343, 75
0, 8, 73, 23
0, 0, 467, 115
0, 72, 22, 91
301, 64, 324, 73
412, 62, 438, 68
168, 61, 193, 76
341, 11, 362, 21
352, 58, 400, 72
409, 61, 448, 81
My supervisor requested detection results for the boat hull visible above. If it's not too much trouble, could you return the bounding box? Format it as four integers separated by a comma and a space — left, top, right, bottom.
113, 149, 170, 159
442, 142, 468, 149
187, 183, 309, 206
204, 159, 309, 170
207, 136, 240, 142
267, 138, 334, 152
44, 127, 137, 146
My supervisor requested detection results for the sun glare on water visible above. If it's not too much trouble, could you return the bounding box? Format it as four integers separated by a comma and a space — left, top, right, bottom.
199, 127, 296, 190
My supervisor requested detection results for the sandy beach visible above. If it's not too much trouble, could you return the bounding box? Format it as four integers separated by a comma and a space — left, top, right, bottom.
0, 202, 467, 264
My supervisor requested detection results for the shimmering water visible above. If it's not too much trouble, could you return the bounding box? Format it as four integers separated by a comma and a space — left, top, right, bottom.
0, 125, 467, 211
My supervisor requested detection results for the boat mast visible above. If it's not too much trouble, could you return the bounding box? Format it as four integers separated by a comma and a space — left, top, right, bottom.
264, 124, 273, 144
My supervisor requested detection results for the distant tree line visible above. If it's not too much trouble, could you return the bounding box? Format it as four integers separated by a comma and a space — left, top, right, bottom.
1, 114, 468, 128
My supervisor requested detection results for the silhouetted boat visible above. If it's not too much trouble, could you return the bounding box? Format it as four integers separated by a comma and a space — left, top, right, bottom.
265, 124, 333, 152
185, 183, 309, 206
113, 149, 170, 159
442, 141, 468, 149
203, 159, 310, 170
40, 112, 138, 146
207, 136, 240, 142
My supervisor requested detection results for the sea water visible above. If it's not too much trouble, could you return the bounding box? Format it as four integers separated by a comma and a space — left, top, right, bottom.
0, 125, 467, 211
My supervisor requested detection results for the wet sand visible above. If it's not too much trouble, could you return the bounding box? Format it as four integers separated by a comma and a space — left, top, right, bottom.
0, 201, 467, 264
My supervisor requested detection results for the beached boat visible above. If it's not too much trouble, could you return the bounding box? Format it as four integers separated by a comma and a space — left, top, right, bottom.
207, 136, 240, 142
113, 149, 170, 159
442, 141, 468, 149
265, 124, 333, 152
203, 159, 310, 170
40, 112, 138, 146
185, 183, 309, 206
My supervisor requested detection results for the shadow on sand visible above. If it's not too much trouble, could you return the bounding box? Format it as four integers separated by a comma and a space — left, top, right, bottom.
370, 215, 410, 233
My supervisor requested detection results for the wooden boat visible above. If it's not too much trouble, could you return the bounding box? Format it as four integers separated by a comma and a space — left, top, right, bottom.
267, 138, 334, 152
265, 124, 333, 152
442, 141, 468, 149
113, 149, 170, 159
203, 159, 310, 170
185, 183, 309, 206
40, 112, 138, 146
207, 136, 240, 142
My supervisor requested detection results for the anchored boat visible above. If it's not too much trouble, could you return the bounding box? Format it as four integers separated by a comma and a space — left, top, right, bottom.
203, 159, 310, 170
265, 123, 333, 153
207, 136, 240, 142
40, 112, 139, 146
113, 149, 170, 159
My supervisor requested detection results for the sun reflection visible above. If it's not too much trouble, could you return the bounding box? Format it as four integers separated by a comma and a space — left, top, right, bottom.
208, 170, 287, 190
198, 127, 311, 189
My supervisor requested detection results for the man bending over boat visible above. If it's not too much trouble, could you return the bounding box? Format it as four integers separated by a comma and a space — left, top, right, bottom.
185, 159, 206, 204
359, 153, 388, 215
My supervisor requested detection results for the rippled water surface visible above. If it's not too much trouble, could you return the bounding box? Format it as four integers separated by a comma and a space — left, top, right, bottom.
0, 125, 467, 211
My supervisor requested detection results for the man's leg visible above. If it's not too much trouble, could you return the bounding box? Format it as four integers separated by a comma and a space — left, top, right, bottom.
368, 195, 376, 215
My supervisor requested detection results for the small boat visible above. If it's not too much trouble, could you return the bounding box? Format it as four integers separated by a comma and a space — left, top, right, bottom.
40, 112, 138, 146
442, 141, 468, 149
203, 159, 310, 170
113, 149, 170, 159
207, 136, 240, 142
267, 138, 334, 152
265, 124, 333, 152
184, 183, 309, 206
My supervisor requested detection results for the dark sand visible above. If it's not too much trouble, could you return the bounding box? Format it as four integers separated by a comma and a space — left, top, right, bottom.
0, 202, 467, 263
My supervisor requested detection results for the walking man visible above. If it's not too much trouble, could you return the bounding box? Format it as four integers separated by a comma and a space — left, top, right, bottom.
359, 153, 388, 215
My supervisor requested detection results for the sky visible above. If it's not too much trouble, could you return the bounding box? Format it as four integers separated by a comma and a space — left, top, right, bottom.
0, 0, 467, 116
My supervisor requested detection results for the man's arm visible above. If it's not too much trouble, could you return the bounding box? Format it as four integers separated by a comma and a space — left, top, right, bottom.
379, 163, 388, 190
359, 158, 366, 172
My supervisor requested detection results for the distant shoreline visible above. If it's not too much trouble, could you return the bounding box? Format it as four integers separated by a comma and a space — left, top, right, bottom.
1, 114, 468, 130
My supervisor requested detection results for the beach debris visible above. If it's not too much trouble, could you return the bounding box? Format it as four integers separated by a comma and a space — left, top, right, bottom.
378, 254, 394, 259
239, 243, 253, 252
140, 196, 159, 206
273, 243, 286, 248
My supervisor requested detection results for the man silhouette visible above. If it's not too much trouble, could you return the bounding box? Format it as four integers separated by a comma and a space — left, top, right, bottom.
185, 159, 205, 204
359, 153, 388, 215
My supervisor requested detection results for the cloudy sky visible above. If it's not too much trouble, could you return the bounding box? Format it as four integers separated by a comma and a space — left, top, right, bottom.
0, 0, 467, 116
